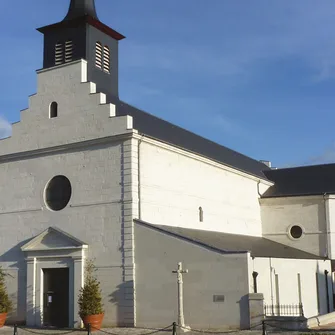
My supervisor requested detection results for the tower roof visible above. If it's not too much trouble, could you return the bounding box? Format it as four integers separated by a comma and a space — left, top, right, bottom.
63, 0, 99, 21
37, 0, 125, 41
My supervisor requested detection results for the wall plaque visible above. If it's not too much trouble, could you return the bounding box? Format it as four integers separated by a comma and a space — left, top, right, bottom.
213, 295, 225, 302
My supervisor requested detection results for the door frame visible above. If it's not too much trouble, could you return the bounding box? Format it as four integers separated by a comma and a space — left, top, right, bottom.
24, 252, 86, 328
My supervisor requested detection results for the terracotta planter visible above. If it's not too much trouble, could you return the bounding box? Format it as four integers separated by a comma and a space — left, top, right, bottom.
81, 314, 104, 331
0, 313, 7, 328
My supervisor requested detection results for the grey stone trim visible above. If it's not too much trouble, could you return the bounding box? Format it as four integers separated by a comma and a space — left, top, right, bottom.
0, 208, 42, 216
121, 137, 139, 326
0, 133, 135, 163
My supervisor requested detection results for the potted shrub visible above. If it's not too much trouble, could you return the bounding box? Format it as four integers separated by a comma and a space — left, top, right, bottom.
78, 260, 104, 331
0, 266, 12, 328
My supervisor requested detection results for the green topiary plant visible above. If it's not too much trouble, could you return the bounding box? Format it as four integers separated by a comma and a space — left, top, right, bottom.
78, 259, 104, 317
0, 266, 12, 314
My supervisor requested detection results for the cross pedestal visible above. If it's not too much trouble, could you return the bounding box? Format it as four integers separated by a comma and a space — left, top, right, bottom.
172, 262, 190, 333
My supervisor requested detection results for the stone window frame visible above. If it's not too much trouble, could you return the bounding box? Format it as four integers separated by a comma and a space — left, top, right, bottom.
287, 224, 304, 240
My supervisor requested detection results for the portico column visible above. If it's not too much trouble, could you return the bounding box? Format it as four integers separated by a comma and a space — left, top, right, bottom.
26, 257, 37, 326
73, 255, 85, 328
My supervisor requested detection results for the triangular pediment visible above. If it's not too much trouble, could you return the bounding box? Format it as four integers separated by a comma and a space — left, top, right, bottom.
21, 227, 88, 251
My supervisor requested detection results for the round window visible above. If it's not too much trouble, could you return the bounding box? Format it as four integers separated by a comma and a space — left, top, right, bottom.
290, 225, 303, 239
45, 176, 72, 211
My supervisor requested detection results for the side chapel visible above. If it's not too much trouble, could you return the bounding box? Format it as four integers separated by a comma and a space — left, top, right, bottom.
1, 0, 335, 329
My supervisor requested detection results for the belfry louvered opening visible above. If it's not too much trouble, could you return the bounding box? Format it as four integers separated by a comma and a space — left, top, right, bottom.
95, 42, 111, 74
103, 46, 110, 73
55, 42, 64, 65
65, 40, 73, 63
55, 40, 74, 66
96, 42, 103, 69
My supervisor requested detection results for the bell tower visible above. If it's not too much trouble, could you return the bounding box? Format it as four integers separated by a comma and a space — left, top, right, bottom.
37, 0, 125, 98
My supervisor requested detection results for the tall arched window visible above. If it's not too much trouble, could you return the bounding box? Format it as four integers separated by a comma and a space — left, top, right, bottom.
103, 45, 110, 73
95, 42, 103, 69
49, 102, 58, 118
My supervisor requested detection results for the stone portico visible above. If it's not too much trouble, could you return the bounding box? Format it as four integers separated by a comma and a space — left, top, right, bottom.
21, 227, 87, 328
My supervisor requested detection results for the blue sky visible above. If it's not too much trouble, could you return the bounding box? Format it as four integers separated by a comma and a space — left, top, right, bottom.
1, 1, 335, 168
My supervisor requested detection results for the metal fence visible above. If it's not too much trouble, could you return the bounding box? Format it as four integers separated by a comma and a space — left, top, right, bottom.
4, 322, 265, 335
264, 303, 304, 317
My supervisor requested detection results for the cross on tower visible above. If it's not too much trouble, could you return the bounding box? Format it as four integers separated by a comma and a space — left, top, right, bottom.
172, 262, 189, 330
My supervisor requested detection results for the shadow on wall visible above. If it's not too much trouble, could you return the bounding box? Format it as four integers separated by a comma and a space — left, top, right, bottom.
0, 238, 33, 324
109, 281, 134, 327
316, 263, 333, 316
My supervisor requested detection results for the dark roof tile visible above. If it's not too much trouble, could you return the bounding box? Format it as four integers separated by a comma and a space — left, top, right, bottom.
262, 163, 335, 198
135, 220, 321, 259
114, 99, 270, 179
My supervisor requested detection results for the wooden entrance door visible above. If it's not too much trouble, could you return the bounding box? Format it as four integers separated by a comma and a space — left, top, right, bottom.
43, 268, 69, 328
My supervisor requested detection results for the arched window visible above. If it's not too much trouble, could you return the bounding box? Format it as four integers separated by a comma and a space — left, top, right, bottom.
49, 102, 58, 118
65, 40, 73, 63
199, 207, 204, 222
55, 42, 64, 65
103, 45, 110, 73
95, 42, 103, 69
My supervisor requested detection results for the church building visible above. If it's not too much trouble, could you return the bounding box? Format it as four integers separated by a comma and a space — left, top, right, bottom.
1, 0, 335, 330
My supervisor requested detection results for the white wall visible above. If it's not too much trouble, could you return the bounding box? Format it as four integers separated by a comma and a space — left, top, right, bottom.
250, 257, 333, 318
0, 143, 126, 325
139, 141, 270, 236
260, 196, 328, 257
0, 60, 133, 156
0, 60, 136, 326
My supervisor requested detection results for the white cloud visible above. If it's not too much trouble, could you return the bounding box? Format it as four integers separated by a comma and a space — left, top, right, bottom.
0, 116, 12, 139
121, 1, 335, 82
304, 143, 335, 165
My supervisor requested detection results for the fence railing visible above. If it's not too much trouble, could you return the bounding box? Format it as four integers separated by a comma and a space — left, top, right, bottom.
5, 322, 267, 335
264, 303, 304, 317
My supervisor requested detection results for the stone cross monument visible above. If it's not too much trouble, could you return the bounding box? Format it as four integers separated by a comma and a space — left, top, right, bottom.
172, 262, 189, 331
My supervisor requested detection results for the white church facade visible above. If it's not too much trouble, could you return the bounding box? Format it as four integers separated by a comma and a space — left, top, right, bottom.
0, 0, 335, 330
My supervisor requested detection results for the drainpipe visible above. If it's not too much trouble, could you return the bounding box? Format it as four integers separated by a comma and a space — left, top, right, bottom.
269, 258, 274, 315
252, 271, 258, 293
257, 180, 262, 197
325, 270, 330, 313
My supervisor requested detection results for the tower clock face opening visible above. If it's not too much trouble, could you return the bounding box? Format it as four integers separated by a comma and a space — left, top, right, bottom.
45, 175, 72, 211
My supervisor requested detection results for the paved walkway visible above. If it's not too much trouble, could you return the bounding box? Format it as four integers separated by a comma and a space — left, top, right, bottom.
2, 325, 335, 335
0, 326, 262, 335
311, 322, 335, 330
